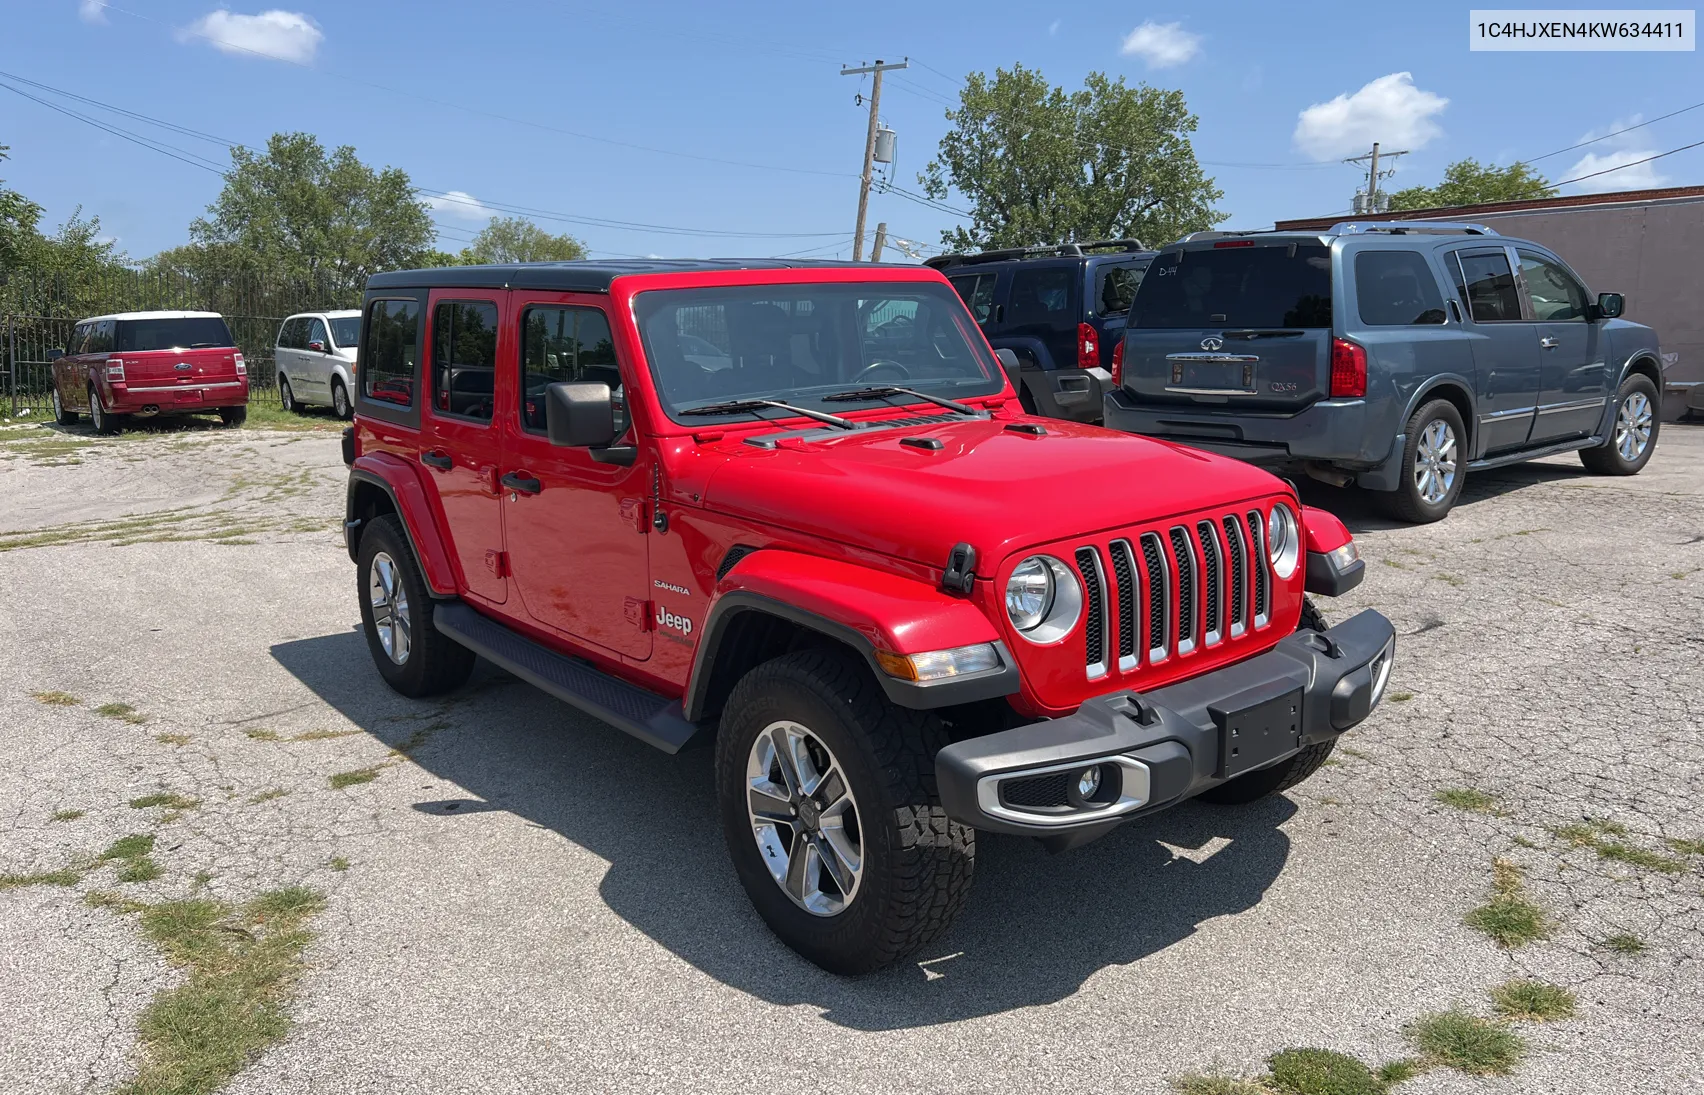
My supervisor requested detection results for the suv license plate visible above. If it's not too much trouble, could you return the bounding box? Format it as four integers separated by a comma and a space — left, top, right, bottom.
1173, 361, 1255, 393
1216, 687, 1304, 779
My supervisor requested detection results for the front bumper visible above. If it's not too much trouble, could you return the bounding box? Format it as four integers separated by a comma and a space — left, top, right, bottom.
936, 609, 1396, 845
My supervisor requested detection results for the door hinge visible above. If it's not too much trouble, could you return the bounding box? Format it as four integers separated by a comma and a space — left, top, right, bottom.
484, 550, 510, 578
624, 597, 654, 630
619, 497, 647, 534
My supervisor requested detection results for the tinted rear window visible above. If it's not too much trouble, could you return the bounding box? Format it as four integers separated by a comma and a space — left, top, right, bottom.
1132, 244, 1332, 329
116, 317, 234, 352
1354, 251, 1446, 326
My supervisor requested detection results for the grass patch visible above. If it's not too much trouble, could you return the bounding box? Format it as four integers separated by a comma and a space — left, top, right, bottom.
240, 402, 344, 432
1172, 1076, 1271, 1095
1267, 1047, 1383, 1094
155, 732, 192, 746
1667, 837, 1704, 856
1374, 1060, 1422, 1086
1405, 1009, 1525, 1076
1387, 691, 1414, 702
1490, 979, 1576, 1022
0, 867, 84, 889
289, 729, 360, 742
118, 857, 164, 883
1603, 933, 1644, 955
51, 808, 85, 822
329, 856, 350, 872
328, 767, 380, 790
1594, 841, 1685, 873
1435, 788, 1502, 815
1551, 817, 1627, 845
101, 833, 156, 861
96, 702, 148, 725
1550, 818, 1684, 873
246, 788, 289, 805
31, 690, 81, 706
130, 792, 200, 811
116, 885, 327, 1095
243, 729, 281, 741
1464, 858, 1551, 948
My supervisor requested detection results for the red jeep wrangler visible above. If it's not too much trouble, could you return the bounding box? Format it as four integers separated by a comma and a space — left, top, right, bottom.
342, 260, 1396, 973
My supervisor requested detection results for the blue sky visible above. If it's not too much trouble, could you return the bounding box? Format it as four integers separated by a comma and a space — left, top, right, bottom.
2, 1, 1699, 261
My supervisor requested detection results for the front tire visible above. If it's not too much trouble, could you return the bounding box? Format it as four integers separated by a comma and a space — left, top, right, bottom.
1196, 598, 1336, 805
1378, 399, 1465, 523
1580, 373, 1658, 476
356, 515, 475, 698
716, 649, 974, 974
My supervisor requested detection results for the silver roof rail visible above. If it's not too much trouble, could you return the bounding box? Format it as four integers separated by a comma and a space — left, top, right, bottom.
1328, 221, 1498, 236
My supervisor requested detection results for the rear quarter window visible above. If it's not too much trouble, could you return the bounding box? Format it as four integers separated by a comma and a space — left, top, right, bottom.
1095, 263, 1147, 316
1354, 251, 1446, 326
362, 299, 421, 407
1133, 244, 1332, 329
1006, 266, 1076, 324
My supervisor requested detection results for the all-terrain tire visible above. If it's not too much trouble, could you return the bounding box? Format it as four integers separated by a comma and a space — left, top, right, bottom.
1196, 598, 1336, 804
356, 515, 475, 698
1579, 372, 1659, 476
88, 385, 119, 435
52, 384, 78, 426
1377, 398, 1466, 524
716, 648, 974, 975
218, 406, 248, 427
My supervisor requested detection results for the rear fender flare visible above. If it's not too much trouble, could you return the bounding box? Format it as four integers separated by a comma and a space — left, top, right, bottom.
345, 454, 457, 596
683, 550, 1017, 719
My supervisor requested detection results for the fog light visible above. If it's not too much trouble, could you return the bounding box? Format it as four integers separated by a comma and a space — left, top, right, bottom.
874, 642, 1001, 682
1077, 766, 1101, 798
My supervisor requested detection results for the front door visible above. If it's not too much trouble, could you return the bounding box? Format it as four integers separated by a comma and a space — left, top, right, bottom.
1449, 248, 1540, 454
501, 295, 651, 660
304, 317, 334, 400
1516, 248, 1606, 443
421, 293, 506, 604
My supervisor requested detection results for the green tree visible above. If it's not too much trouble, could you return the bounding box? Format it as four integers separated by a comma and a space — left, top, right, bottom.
459, 216, 587, 264
1389, 158, 1554, 211
187, 132, 435, 293
1, 143, 46, 275
921, 65, 1223, 252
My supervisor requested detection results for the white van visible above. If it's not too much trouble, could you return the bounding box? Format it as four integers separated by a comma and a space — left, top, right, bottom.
275, 309, 361, 418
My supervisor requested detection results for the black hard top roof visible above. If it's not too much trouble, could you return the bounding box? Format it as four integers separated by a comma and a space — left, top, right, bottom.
365, 258, 923, 294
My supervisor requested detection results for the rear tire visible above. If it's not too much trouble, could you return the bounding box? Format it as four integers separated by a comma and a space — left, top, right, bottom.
1377, 399, 1465, 524
88, 386, 119, 436
332, 378, 352, 420
356, 515, 475, 698
279, 376, 299, 414
218, 406, 247, 428
716, 649, 974, 974
1580, 373, 1658, 476
1196, 598, 1336, 805
52, 385, 78, 426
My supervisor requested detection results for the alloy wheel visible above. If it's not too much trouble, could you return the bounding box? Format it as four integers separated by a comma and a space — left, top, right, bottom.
280, 378, 295, 412
746, 721, 863, 916
51, 386, 63, 420
333, 382, 349, 418
1413, 419, 1458, 506
367, 551, 411, 664
1615, 391, 1652, 462
88, 389, 105, 432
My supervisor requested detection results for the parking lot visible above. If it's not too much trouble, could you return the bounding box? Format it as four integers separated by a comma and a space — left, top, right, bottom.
3, 416, 1701, 1095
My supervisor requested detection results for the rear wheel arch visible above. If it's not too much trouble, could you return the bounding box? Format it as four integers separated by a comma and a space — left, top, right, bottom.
1407, 378, 1476, 455
343, 467, 456, 595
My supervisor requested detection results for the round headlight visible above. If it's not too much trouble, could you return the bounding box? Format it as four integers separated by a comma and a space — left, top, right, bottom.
1267, 503, 1301, 580
1004, 555, 1082, 642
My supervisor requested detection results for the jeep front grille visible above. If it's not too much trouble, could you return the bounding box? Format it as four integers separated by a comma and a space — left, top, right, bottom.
1069, 510, 1275, 680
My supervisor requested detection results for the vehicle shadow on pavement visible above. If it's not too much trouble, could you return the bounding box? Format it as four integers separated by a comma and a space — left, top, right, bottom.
1296, 461, 1589, 534
274, 632, 1296, 1030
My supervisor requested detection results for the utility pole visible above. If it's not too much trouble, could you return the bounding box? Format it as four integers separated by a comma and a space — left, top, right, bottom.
871, 222, 888, 262
841, 58, 908, 260
1343, 141, 1408, 214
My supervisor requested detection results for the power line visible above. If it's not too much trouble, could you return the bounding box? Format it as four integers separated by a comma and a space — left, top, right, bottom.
1550, 138, 1704, 188
0, 78, 229, 175
1518, 101, 1704, 166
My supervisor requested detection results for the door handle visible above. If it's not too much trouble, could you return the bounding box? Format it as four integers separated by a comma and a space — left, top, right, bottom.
501, 471, 542, 495
420, 450, 453, 470
1538, 336, 1559, 349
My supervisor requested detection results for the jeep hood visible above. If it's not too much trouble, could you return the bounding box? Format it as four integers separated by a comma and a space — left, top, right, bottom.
698, 416, 1284, 574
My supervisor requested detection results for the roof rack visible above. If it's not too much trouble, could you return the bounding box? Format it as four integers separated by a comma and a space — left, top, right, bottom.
1174, 229, 1272, 243
923, 238, 1148, 269
1327, 221, 1498, 236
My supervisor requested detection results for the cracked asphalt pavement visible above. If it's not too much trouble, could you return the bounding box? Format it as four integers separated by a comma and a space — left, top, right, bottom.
2, 418, 1701, 1094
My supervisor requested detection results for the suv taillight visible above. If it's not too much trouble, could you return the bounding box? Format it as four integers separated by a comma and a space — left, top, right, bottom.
106, 358, 125, 382
1110, 337, 1124, 388
1330, 338, 1367, 398
1077, 322, 1098, 369
234, 352, 247, 377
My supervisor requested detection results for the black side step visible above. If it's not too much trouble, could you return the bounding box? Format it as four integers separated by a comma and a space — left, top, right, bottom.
1466, 434, 1601, 472
433, 602, 700, 754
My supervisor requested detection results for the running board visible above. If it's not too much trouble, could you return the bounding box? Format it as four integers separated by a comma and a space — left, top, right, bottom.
1467, 434, 1601, 472
432, 602, 699, 754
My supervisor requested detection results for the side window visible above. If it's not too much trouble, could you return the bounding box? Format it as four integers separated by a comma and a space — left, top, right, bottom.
87, 321, 115, 354
431, 300, 498, 423
1354, 250, 1446, 326
276, 319, 295, 349
306, 319, 330, 348
1097, 263, 1145, 315
1454, 251, 1522, 323
68, 323, 90, 356
519, 306, 620, 434
948, 274, 996, 324
362, 299, 420, 407
1516, 250, 1588, 322
1007, 266, 1074, 325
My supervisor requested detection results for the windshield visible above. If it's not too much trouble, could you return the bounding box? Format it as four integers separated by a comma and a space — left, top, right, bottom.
115, 317, 235, 351
330, 317, 361, 348
1131, 244, 1333, 329
633, 281, 1001, 422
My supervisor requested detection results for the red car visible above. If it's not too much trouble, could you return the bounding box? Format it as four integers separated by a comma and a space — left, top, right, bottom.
49, 310, 248, 434
342, 260, 1396, 973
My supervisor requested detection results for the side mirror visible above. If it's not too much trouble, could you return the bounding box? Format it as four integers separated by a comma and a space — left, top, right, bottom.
545, 381, 618, 447
307, 340, 327, 353
46, 349, 65, 362
1594, 292, 1625, 319
994, 347, 1022, 392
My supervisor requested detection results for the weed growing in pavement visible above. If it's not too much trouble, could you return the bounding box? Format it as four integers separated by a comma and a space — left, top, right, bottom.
51, 808, 85, 822
1435, 788, 1503, 815
0, 867, 84, 889
1603, 933, 1644, 955
1374, 1061, 1422, 1086
155, 733, 192, 746
118, 857, 164, 883
246, 788, 289, 805
31, 690, 81, 705
1172, 1075, 1271, 1095
1388, 691, 1414, 702
243, 729, 282, 741
129, 792, 200, 811
328, 767, 381, 790
101, 834, 156, 861
290, 729, 360, 742
1551, 817, 1626, 845
1404, 1009, 1525, 1076
1666, 837, 1704, 856
1432, 573, 1465, 587
1490, 979, 1576, 1021
329, 856, 350, 871
1267, 1048, 1384, 1094
1594, 842, 1686, 873
1464, 858, 1551, 948
1549, 818, 1685, 873
1510, 835, 1540, 849
96, 702, 148, 725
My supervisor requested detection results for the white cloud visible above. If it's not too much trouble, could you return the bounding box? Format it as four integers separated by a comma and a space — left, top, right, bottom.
1561, 116, 1668, 193
178, 9, 323, 64
425, 191, 496, 222
1119, 21, 1201, 68
78, 0, 106, 24
1048, 19, 1060, 36
1292, 72, 1447, 161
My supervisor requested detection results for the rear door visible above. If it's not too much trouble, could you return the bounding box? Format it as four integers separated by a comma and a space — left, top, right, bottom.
1123, 240, 1334, 410
1447, 247, 1541, 453
275, 318, 304, 389
1004, 262, 1078, 367
116, 316, 239, 392
421, 293, 506, 604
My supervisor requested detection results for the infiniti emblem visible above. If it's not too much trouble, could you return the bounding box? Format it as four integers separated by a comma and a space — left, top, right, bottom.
1200, 336, 1224, 352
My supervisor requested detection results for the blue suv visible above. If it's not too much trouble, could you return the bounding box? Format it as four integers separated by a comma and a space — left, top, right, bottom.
1104, 222, 1665, 522
929, 240, 1154, 423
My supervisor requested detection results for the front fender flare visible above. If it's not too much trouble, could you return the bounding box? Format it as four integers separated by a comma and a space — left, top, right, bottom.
345, 454, 458, 597
683, 550, 1019, 719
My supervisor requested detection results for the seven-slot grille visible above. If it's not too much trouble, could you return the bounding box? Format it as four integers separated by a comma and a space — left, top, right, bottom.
1072, 510, 1276, 677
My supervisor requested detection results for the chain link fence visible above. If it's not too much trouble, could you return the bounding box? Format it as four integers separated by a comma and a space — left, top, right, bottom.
2, 269, 356, 418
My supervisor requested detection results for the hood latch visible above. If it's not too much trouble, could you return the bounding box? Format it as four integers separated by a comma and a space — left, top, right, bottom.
941, 542, 976, 595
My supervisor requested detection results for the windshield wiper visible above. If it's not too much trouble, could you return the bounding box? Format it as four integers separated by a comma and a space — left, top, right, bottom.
820, 386, 979, 415
678, 399, 854, 429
